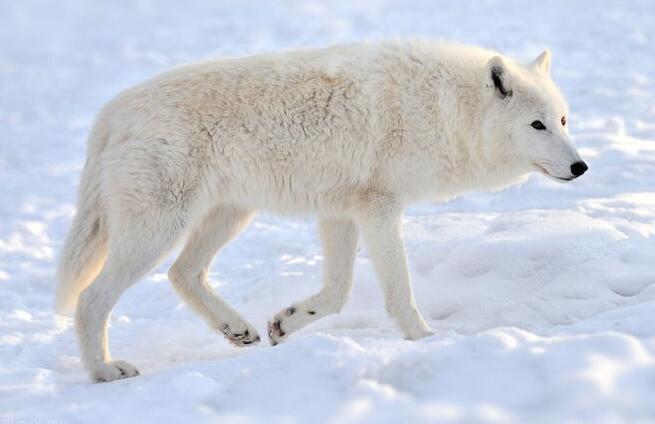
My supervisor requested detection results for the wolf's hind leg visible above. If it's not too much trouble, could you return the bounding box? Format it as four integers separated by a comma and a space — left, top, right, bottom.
268, 218, 358, 345
76, 213, 184, 383
168, 205, 260, 346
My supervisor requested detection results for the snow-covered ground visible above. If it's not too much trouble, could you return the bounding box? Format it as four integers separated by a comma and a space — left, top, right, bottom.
1, 1, 655, 422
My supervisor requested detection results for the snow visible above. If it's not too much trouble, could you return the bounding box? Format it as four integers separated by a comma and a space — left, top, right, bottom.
1, 0, 655, 422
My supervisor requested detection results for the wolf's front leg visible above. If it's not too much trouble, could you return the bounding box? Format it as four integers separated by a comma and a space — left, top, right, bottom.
268, 219, 358, 345
355, 195, 433, 340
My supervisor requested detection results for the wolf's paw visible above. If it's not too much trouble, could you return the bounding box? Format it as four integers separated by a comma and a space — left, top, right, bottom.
92, 360, 140, 383
404, 326, 434, 341
268, 305, 306, 346
220, 322, 261, 347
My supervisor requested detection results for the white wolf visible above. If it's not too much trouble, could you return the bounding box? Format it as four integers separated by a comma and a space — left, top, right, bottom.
55, 40, 587, 382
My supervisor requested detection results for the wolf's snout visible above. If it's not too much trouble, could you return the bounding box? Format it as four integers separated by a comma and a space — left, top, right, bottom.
570, 161, 588, 178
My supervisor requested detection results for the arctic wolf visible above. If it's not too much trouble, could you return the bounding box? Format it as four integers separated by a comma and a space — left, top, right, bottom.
56, 40, 587, 382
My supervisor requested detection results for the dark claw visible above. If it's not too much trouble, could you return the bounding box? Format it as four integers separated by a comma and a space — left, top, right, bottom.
268, 319, 286, 343
134, 370, 140, 376
267, 323, 278, 346
272, 319, 286, 336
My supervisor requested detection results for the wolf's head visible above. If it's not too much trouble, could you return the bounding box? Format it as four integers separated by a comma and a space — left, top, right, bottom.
482, 50, 587, 182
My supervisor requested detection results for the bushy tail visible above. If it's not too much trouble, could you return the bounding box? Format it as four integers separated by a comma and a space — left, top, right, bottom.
55, 160, 108, 314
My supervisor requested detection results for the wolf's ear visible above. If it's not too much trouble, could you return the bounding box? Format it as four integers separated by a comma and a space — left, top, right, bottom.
532, 49, 551, 74
486, 56, 513, 99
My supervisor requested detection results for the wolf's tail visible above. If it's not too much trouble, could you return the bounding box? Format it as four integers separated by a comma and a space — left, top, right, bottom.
55, 153, 109, 314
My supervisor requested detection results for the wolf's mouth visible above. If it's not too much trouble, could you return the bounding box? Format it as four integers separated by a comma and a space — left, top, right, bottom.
532, 163, 573, 182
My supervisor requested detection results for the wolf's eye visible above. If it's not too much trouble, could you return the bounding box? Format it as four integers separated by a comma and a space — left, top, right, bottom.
531, 120, 546, 130
561, 116, 567, 126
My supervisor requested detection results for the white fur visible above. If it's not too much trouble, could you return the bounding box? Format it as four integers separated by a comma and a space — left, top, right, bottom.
55, 39, 584, 382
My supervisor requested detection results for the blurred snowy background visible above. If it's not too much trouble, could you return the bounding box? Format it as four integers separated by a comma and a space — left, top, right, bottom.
1, 0, 655, 422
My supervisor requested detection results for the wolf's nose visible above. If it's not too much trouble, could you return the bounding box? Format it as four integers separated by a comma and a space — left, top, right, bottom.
570, 161, 588, 177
